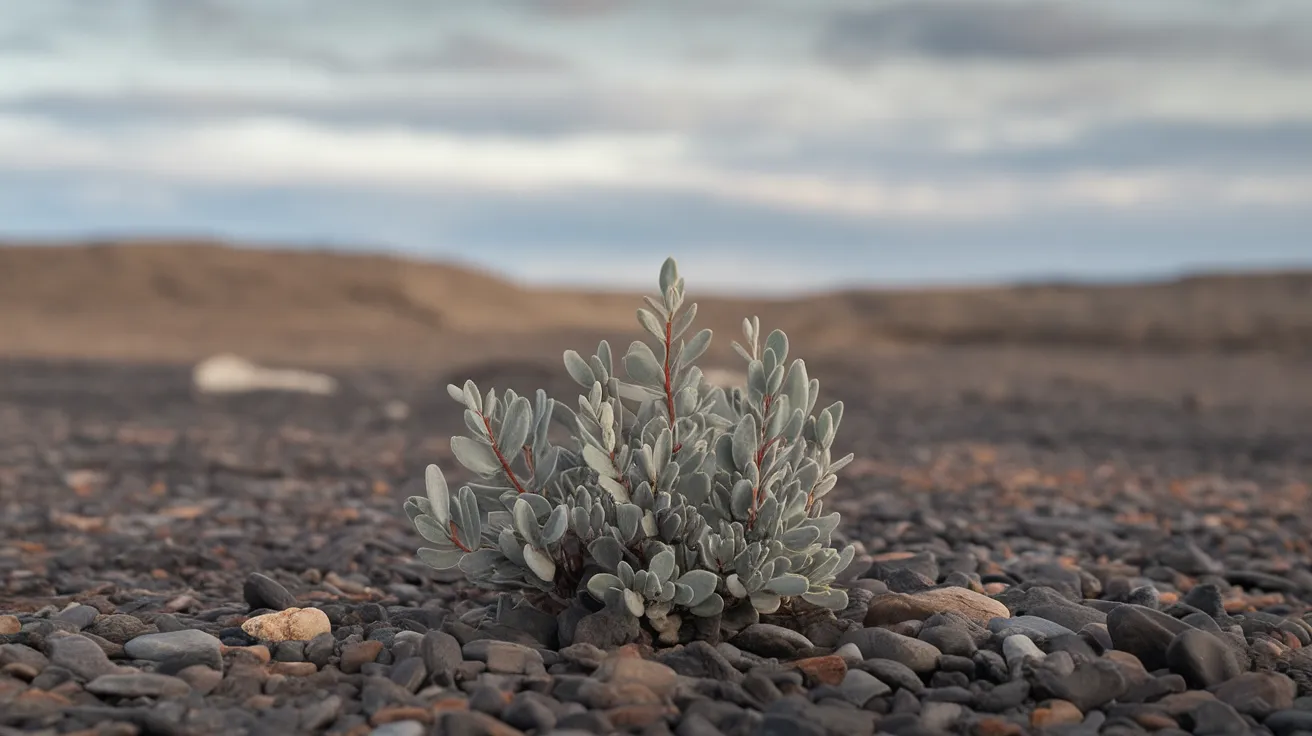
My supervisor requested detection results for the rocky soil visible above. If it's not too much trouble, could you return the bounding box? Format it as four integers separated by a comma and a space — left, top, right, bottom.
2, 350, 1311, 736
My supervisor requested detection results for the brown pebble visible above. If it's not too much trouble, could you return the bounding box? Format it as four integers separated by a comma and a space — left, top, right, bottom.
340, 640, 384, 674
792, 654, 847, 686
1134, 711, 1178, 730
370, 706, 433, 725
0, 615, 20, 635
606, 704, 676, 729
596, 657, 677, 698
973, 717, 1024, 736
1031, 700, 1082, 727
222, 644, 271, 663
269, 661, 318, 677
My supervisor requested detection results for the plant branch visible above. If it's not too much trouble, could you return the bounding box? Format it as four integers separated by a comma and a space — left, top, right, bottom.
479, 412, 530, 494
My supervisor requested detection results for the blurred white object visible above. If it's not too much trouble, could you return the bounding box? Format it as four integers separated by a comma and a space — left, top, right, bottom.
193, 354, 338, 395
701, 368, 746, 389
383, 399, 411, 421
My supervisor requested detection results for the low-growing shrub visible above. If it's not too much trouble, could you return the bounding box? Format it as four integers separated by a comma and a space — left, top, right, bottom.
405, 258, 854, 642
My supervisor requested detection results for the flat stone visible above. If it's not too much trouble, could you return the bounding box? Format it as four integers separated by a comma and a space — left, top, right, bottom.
1002, 634, 1045, 675
86, 614, 152, 645
859, 658, 923, 693
1213, 672, 1295, 719
55, 604, 101, 630
988, 615, 1075, 640
1106, 604, 1193, 671
462, 640, 543, 675
1032, 657, 1128, 712
87, 672, 192, 698
865, 588, 1010, 628
46, 633, 123, 681
572, 607, 640, 650
731, 623, 814, 659
596, 656, 677, 698
1031, 699, 1082, 728
421, 630, 462, 685
0, 615, 20, 635
241, 607, 331, 642
793, 654, 847, 686
839, 669, 891, 706
341, 640, 385, 674
1026, 604, 1107, 633
838, 628, 941, 675
124, 629, 223, 668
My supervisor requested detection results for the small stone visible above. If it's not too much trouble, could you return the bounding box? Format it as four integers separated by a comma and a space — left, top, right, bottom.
370, 721, 427, 736
572, 607, 641, 649
977, 679, 1030, 712
244, 573, 299, 611
1187, 699, 1249, 735
1213, 672, 1296, 719
1165, 628, 1245, 689
1032, 658, 1127, 712
1002, 634, 1044, 675
0, 615, 20, 635
1106, 604, 1192, 671
838, 628, 941, 675
176, 663, 223, 694
370, 707, 434, 726
988, 616, 1075, 640
860, 658, 923, 693
864, 588, 1010, 628
241, 607, 331, 642
597, 655, 677, 698
1026, 604, 1107, 632
87, 672, 192, 698
341, 640, 385, 674
389, 657, 427, 693
502, 692, 557, 731
86, 614, 151, 644
731, 624, 815, 659
839, 669, 891, 706
270, 661, 318, 676
1266, 709, 1312, 736
55, 604, 101, 630
462, 640, 543, 675
124, 629, 223, 668
46, 633, 123, 681
305, 632, 336, 669
919, 702, 965, 731
1030, 700, 1082, 727
793, 654, 847, 686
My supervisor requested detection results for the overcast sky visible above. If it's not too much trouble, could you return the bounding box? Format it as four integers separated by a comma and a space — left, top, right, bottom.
2, 0, 1310, 292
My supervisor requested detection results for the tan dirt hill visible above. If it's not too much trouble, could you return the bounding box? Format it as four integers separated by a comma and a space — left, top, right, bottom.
2, 240, 1309, 368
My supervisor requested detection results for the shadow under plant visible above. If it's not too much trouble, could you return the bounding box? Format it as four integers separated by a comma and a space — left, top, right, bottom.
406, 258, 856, 648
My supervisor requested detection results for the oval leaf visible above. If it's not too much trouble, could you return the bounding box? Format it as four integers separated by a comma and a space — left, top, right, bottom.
523, 544, 556, 582
675, 569, 719, 606
450, 436, 501, 476
417, 547, 464, 569
498, 396, 533, 455
765, 573, 810, 596
802, 588, 849, 610
589, 537, 624, 572
586, 572, 622, 601
623, 341, 665, 386
647, 549, 675, 583
563, 350, 596, 388
688, 592, 724, 617
424, 464, 450, 525
541, 506, 568, 545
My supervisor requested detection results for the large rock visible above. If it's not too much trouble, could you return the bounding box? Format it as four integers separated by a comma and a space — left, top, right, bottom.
838, 627, 941, 675
1165, 629, 1245, 689
864, 588, 1010, 628
1106, 604, 1193, 671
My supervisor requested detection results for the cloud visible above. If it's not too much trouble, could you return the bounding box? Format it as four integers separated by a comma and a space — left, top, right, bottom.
817, 1, 1312, 68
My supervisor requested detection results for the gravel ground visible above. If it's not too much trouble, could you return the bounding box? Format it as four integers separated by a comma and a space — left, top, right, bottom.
2, 352, 1312, 736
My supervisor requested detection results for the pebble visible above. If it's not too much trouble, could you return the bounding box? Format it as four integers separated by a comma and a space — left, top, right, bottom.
123, 629, 223, 668
865, 587, 1011, 627
1106, 604, 1193, 671
45, 633, 124, 681
55, 604, 101, 630
87, 672, 192, 698
241, 607, 332, 642
1164, 628, 1245, 688
838, 627, 941, 675
838, 669, 891, 706
243, 572, 299, 611
1002, 634, 1045, 675
0, 615, 20, 635
1212, 672, 1296, 719
731, 623, 815, 659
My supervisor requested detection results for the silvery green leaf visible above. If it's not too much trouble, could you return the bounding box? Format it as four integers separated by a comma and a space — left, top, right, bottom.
677, 329, 712, 369
834, 544, 856, 576
830, 453, 855, 473
671, 301, 698, 339
657, 511, 679, 540
498, 396, 533, 455
403, 497, 428, 523
458, 549, 500, 576
623, 341, 665, 386
676, 569, 719, 606
648, 549, 675, 583
673, 583, 694, 606
570, 506, 590, 535
541, 506, 568, 545
816, 409, 835, 448
779, 525, 821, 549
644, 510, 660, 537
677, 472, 712, 507
617, 560, 635, 588
597, 475, 630, 503
730, 479, 754, 520
659, 257, 679, 296
750, 591, 782, 614
582, 444, 617, 478
414, 514, 450, 545
624, 589, 645, 617
659, 580, 676, 602
731, 415, 757, 472
417, 547, 465, 569
725, 573, 747, 598
637, 308, 665, 341
563, 350, 595, 388
689, 593, 724, 617
462, 380, 481, 411
457, 486, 482, 542
781, 359, 809, 418
483, 387, 497, 416
643, 572, 662, 599
586, 572, 622, 601
523, 544, 556, 582
498, 528, 524, 564
589, 537, 624, 572
765, 329, 788, 364
731, 341, 753, 363
765, 573, 809, 596
802, 588, 848, 610
597, 340, 613, 377
446, 383, 465, 404
450, 436, 501, 476
532, 447, 560, 488
512, 498, 541, 548
424, 464, 450, 525
766, 364, 785, 396
520, 492, 552, 518
617, 503, 642, 542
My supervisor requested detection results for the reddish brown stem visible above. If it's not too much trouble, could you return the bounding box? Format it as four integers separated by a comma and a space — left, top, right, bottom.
662, 315, 677, 438
480, 413, 530, 494
450, 521, 473, 552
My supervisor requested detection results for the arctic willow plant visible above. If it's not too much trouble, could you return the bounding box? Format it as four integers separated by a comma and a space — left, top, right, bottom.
404, 258, 856, 642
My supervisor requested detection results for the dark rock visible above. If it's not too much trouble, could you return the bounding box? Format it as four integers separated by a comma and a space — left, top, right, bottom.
502, 691, 557, 732
732, 624, 814, 659
304, 632, 335, 669
86, 672, 191, 698
123, 630, 223, 669
55, 604, 101, 630
837, 628, 940, 675
572, 607, 640, 649
1165, 628, 1245, 689
918, 625, 976, 657
1185, 700, 1250, 735
1027, 603, 1107, 632
85, 615, 151, 645
1032, 657, 1128, 712
977, 679, 1029, 712
388, 656, 427, 692
866, 552, 938, 584
1266, 709, 1312, 736
45, 633, 122, 681
243, 573, 298, 611
1106, 604, 1193, 671
420, 630, 461, 686
1213, 672, 1296, 719
858, 658, 923, 693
